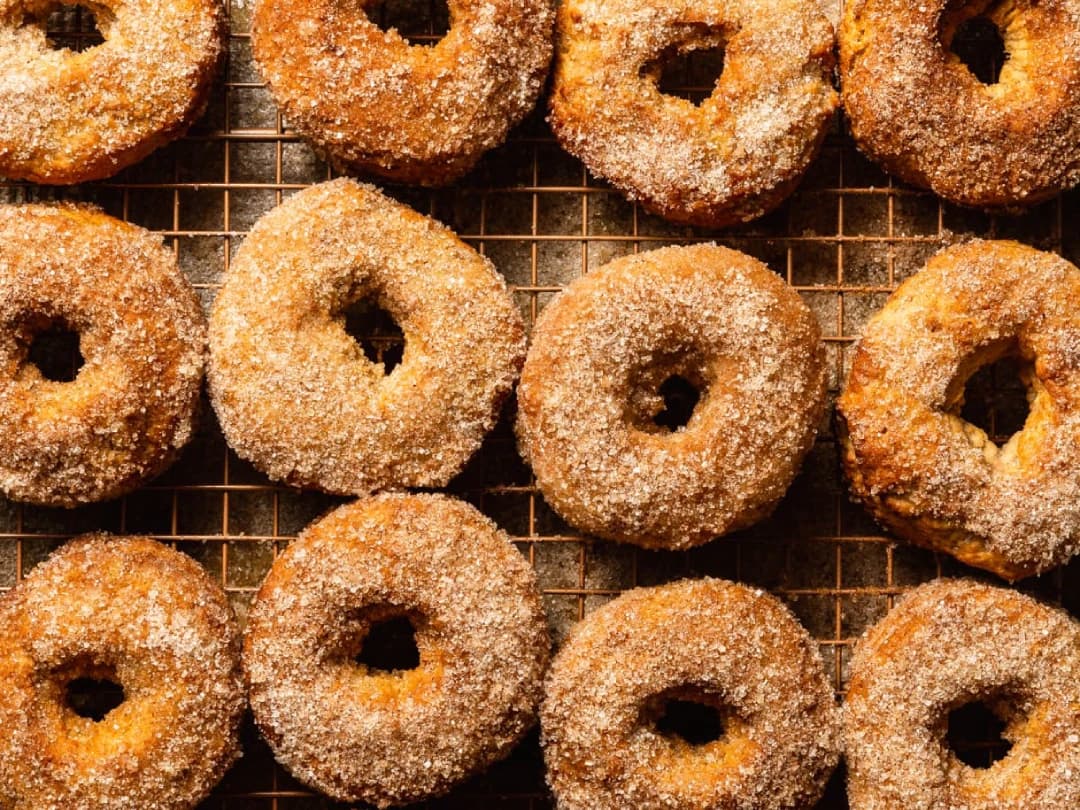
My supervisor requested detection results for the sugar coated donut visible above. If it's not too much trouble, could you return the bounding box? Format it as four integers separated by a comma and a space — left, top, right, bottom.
542, 578, 840, 810
251, 0, 552, 185
840, 0, 1080, 207
516, 244, 826, 549
845, 579, 1080, 810
0, 0, 223, 184
838, 239, 1080, 580
549, 0, 837, 227
209, 179, 525, 496
0, 204, 207, 508
0, 534, 245, 810
243, 493, 549, 807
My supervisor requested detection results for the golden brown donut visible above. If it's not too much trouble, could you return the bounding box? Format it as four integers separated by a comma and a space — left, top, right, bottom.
549, 0, 838, 228
243, 493, 550, 808
209, 178, 525, 496
0, 534, 245, 810
0, 0, 223, 184
838, 240, 1080, 580
0, 204, 207, 508
840, 0, 1080, 207
542, 578, 841, 810
516, 244, 826, 550
845, 579, 1080, 810
251, 0, 552, 185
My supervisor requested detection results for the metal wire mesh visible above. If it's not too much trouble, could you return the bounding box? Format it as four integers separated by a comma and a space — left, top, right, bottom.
2, 1, 1080, 807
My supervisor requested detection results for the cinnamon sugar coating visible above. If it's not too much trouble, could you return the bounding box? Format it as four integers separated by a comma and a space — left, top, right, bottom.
208, 179, 525, 496
845, 579, 1080, 810
542, 578, 841, 810
0, 204, 207, 508
243, 493, 550, 808
838, 240, 1080, 580
549, 0, 837, 228
0, 0, 223, 184
516, 244, 826, 550
0, 535, 245, 810
251, 0, 552, 185
840, 0, 1080, 207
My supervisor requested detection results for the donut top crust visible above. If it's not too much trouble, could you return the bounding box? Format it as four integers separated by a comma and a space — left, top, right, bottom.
0, 534, 245, 810
251, 0, 553, 185
243, 493, 550, 807
845, 579, 1080, 810
840, 0, 1080, 207
517, 244, 826, 549
550, 0, 838, 227
838, 239, 1080, 579
542, 578, 841, 810
0, 203, 207, 508
208, 178, 525, 496
0, 0, 224, 184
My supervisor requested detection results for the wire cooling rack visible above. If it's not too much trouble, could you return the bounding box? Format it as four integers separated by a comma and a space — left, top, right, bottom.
3, 1, 1080, 807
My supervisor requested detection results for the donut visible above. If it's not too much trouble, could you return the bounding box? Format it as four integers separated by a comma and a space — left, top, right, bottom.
542, 578, 840, 810
839, 0, 1080, 207
250, 0, 552, 185
837, 239, 1080, 580
0, 0, 223, 184
549, 0, 838, 227
209, 178, 525, 496
0, 204, 207, 508
845, 578, 1080, 809
0, 534, 245, 810
516, 244, 826, 550
243, 493, 549, 807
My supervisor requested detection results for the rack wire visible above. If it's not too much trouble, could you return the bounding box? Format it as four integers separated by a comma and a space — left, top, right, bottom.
2, 1, 1079, 807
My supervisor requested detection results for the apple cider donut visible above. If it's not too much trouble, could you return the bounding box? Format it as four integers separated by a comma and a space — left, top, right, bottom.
209, 179, 525, 495
549, 0, 838, 228
0, 204, 207, 508
845, 579, 1080, 810
542, 578, 841, 810
0, 0, 223, 184
243, 493, 549, 808
0, 534, 245, 810
516, 244, 826, 550
251, 0, 552, 185
840, 0, 1080, 207
838, 240, 1080, 580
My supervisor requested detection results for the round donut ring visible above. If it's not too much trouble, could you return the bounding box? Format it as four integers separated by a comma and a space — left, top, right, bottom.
838, 239, 1080, 580
251, 0, 552, 185
243, 493, 550, 807
0, 534, 245, 810
840, 0, 1080, 207
549, 0, 837, 227
542, 578, 841, 810
0, 204, 207, 508
516, 244, 826, 550
845, 579, 1080, 810
0, 0, 223, 184
209, 178, 525, 496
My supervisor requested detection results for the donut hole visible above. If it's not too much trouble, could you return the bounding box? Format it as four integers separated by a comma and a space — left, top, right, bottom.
354, 614, 421, 673
26, 319, 84, 383
365, 0, 450, 46
342, 298, 405, 374
22, 2, 106, 52
642, 29, 728, 106
944, 10, 1009, 85
957, 352, 1032, 446
946, 700, 1013, 769
654, 375, 701, 431
628, 356, 709, 434
64, 669, 125, 722
644, 690, 727, 746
